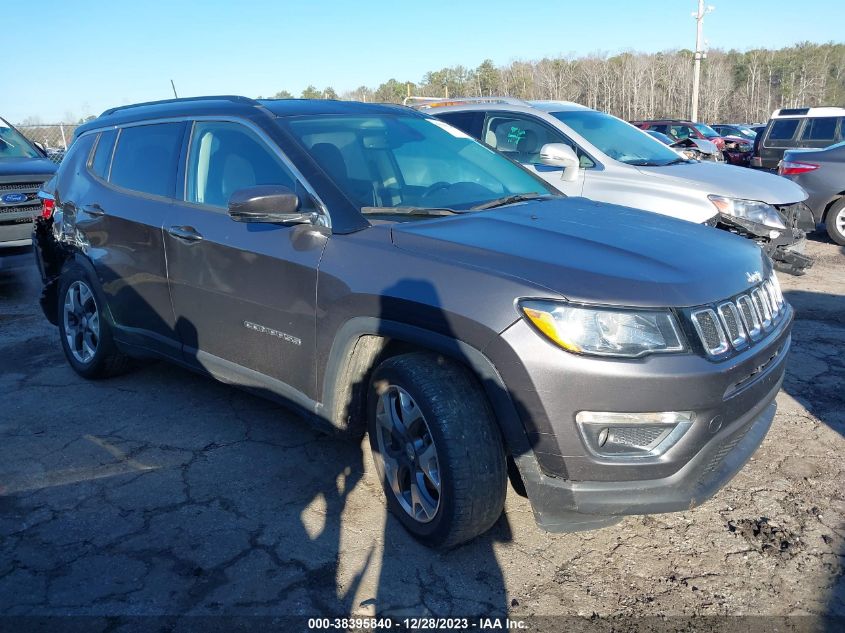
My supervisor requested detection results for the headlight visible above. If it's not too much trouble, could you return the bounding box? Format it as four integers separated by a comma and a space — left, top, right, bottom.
519, 300, 686, 358
708, 195, 786, 229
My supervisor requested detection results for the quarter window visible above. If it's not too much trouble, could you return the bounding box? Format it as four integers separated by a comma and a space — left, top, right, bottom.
800, 117, 838, 141
90, 129, 117, 180
186, 121, 298, 209
110, 123, 184, 197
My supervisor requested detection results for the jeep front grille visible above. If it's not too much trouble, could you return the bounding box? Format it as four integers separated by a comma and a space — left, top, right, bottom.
690, 275, 787, 358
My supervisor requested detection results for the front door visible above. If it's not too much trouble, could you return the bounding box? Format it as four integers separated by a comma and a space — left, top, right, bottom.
165, 120, 328, 398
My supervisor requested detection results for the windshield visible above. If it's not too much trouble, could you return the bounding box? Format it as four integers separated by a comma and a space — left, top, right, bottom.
283, 114, 553, 212
552, 111, 683, 166
693, 123, 720, 138
0, 122, 41, 159
733, 126, 757, 139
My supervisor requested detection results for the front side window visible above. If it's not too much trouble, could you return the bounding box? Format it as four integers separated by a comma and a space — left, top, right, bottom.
552, 111, 683, 166
0, 121, 41, 159
110, 123, 184, 197
481, 114, 564, 163
800, 117, 838, 141
669, 125, 692, 140
284, 114, 553, 212
185, 121, 297, 209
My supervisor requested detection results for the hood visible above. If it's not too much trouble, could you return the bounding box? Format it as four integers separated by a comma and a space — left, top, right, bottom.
686, 138, 718, 154
0, 156, 57, 179
634, 161, 806, 204
390, 197, 771, 308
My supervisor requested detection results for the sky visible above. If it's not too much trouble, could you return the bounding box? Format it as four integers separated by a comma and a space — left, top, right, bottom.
2, 0, 841, 123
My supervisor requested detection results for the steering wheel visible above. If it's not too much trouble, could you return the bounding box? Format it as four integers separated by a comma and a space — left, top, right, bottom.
421, 181, 452, 200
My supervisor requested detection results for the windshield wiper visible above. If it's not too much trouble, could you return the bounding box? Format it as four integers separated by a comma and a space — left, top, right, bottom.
470, 193, 553, 210
361, 206, 461, 216
664, 157, 691, 165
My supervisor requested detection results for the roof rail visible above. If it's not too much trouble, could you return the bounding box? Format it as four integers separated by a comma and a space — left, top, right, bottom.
404, 96, 531, 110
100, 95, 258, 117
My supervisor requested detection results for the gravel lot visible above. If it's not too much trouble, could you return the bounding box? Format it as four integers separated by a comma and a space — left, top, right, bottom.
0, 233, 842, 629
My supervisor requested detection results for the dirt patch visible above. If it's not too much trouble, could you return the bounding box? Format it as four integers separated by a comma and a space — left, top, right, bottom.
727, 517, 801, 559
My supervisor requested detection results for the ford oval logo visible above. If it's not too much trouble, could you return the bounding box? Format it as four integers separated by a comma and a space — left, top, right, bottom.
1, 192, 28, 204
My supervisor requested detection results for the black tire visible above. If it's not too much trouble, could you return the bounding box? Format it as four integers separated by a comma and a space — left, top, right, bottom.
57, 263, 132, 379
367, 352, 506, 548
825, 199, 845, 246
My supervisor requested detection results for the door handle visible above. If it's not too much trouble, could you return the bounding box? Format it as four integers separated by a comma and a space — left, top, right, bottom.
166, 225, 204, 243
83, 203, 106, 217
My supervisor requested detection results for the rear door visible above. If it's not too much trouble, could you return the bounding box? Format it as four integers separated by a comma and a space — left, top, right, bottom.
80, 121, 186, 357
165, 119, 327, 398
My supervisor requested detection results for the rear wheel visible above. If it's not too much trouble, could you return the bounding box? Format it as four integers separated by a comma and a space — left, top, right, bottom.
57, 264, 131, 379
826, 199, 845, 246
367, 353, 506, 548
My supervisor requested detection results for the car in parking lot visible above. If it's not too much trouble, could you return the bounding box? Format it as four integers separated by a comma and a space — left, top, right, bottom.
424, 98, 814, 274
779, 140, 845, 244
712, 124, 757, 141
631, 119, 728, 151
0, 116, 57, 269
751, 106, 845, 170
36, 95, 794, 547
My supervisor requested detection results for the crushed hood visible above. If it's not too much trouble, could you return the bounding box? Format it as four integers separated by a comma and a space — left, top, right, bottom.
390, 197, 771, 308
634, 161, 806, 205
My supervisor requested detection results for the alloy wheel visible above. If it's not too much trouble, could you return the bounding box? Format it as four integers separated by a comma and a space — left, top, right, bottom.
374, 385, 442, 523
63, 280, 100, 364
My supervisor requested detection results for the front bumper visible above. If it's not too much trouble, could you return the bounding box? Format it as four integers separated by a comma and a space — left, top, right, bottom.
488, 305, 792, 532
520, 390, 777, 533
717, 203, 815, 275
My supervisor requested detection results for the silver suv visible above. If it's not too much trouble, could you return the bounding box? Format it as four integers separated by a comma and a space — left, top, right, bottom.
425, 98, 815, 274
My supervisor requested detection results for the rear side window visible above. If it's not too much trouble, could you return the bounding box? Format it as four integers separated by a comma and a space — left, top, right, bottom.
800, 117, 838, 141
90, 129, 117, 179
110, 123, 185, 197
767, 119, 800, 142
434, 112, 484, 139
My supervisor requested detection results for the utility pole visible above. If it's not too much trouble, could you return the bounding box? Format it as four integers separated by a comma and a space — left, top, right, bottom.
690, 1, 713, 122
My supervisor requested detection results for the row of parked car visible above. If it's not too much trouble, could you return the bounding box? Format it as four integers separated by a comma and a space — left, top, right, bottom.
0, 94, 838, 547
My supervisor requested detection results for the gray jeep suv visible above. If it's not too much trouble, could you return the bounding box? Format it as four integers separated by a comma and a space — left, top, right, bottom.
35, 96, 793, 547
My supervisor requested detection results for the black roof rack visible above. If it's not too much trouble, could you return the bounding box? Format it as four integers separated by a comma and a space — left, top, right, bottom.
100, 95, 258, 117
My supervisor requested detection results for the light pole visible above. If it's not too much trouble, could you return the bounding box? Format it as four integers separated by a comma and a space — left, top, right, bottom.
690, 0, 713, 122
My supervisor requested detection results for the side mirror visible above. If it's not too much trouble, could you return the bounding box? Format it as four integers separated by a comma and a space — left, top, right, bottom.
228, 185, 316, 225
539, 143, 580, 182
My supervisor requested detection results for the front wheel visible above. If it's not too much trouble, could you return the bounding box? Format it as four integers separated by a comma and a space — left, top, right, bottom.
367, 353, 506, 548
826, 199, 845, 246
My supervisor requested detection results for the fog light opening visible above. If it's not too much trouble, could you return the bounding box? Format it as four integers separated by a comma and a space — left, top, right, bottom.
576, 411, 695, 458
